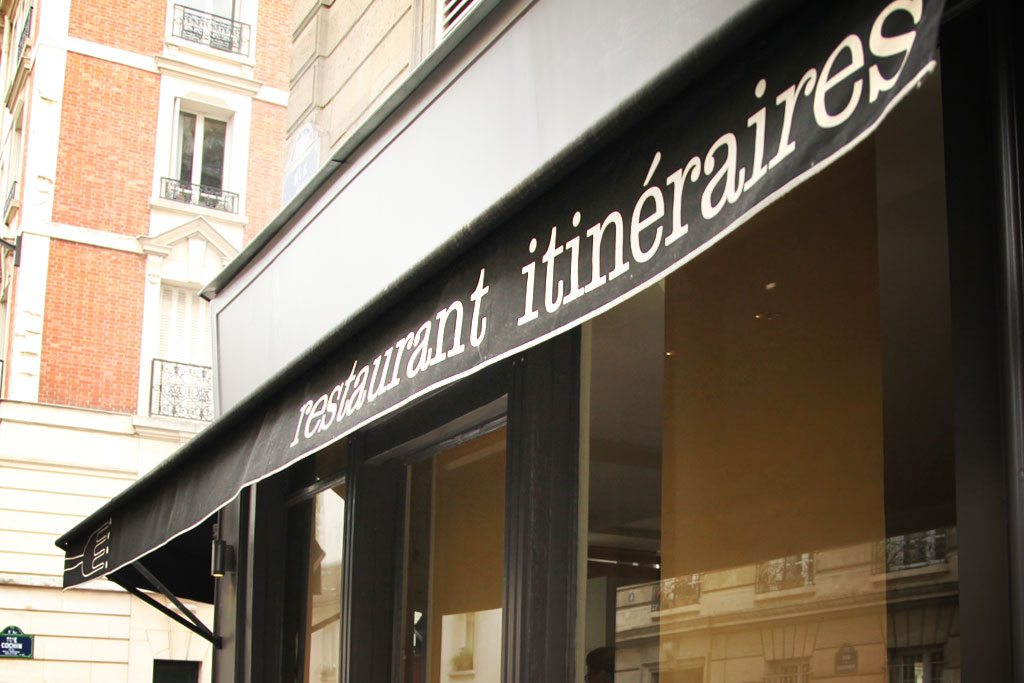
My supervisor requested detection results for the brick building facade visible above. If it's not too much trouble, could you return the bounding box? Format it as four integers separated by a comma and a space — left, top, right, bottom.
0, 0, 289, 679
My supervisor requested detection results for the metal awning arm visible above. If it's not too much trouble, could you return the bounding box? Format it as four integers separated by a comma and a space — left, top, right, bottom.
111, 562, 221, 648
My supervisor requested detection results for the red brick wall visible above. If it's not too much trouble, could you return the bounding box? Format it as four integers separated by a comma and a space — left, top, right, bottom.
68, 0, 165, 55
53, 54, 159, 236
254, 0, 292, 90
245, 100, 287, 244
39, 240, 145, 413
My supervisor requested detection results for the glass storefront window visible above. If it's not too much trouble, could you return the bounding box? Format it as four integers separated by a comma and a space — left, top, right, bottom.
284, 442, 348, 683
579, 73, 959, 683
303, 485, 345, 683
399, 427, 506, 683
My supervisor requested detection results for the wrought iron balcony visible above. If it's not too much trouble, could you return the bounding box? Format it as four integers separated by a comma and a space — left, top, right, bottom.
172, 4, 250, 55
161, 177, 238, 213
150, 358, 214, 421
755, 553, 815, 593
873, 529, 948, 574
651, 574, 701, 611
763, 660, 812, 683
16, 6, 33, 64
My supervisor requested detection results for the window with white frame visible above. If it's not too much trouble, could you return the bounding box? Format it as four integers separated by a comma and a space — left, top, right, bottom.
161, 106, 238, 213
181, 0, 237, 18
150, 284, 214, 421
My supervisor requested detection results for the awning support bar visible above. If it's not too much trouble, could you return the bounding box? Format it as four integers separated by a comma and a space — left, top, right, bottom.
113, 562, 221, 648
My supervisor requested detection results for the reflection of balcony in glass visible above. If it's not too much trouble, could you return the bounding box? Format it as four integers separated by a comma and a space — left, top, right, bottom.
171, 4, 250, 55
755, 553, 814, 593
888, 648, 945, 683
874, 529, 949, 574
150, 358, 214, 421
160, 177, 238, 213
764, 658, 811, 683
652, 574, 701, 612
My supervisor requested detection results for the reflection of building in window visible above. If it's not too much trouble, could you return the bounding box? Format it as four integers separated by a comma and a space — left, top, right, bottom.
875, 529, 950, 574
888, 649, 944, 683
150, 285, 213, 421
756, 553, 814, 593
650, 665, 702, 683
764, 658, 811, 683
448, 612, 474, 672
653, 574, 701, 611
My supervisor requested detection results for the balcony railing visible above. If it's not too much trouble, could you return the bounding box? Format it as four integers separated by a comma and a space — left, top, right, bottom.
4, 181, 18, 224
764, 661, 812, 683
16, 6, 33, 63
873, 529, 948, 574
652, 574, 701, 611
172, 4, 250, 55
161, 177, 238, 213
755, 553, 815, 593
151, 358, 214, 421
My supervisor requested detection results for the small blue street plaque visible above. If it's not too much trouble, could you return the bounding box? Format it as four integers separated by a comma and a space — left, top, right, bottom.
1, 625, 34, 659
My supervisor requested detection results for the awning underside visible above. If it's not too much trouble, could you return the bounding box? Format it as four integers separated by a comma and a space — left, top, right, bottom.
107, 517, 217, 604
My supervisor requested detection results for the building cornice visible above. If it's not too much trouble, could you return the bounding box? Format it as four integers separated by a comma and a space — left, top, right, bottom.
24, 221, 145, 254
0, 399, 205, 440
155, 54, 262, 95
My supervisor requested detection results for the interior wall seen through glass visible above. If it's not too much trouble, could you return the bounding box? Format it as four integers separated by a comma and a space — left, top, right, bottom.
580, 73, 957, 683
399, 427, 506, 683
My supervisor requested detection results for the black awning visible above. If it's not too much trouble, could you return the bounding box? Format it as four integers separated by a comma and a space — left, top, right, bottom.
57, 0, 944, 598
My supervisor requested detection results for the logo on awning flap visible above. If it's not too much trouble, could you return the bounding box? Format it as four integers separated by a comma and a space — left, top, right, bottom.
63, 518, 112, 579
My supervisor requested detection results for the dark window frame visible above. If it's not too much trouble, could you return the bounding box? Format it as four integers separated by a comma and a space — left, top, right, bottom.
339, 333, 581, 683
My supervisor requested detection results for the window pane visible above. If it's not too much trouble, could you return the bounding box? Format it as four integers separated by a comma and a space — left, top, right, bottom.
153, 660, 199, 683
178, 112, 196, 184
284, 442, 347, 683
302, 485, 345, 683
399, 427, 505, 683
182, 0, 235, 18
581, 76, 959, 683
200, 118, 226, 189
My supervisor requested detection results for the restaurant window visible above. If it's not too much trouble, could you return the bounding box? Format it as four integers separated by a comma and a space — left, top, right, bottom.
398, 427, 506, 683
283, 441, 348, 683
579, 72, 961, 683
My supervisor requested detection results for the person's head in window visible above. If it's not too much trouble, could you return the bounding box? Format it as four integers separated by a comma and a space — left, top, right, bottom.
585, 646, 614, 683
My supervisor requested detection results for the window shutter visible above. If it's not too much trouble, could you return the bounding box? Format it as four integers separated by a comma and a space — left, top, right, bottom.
438, 0, 479, 39
159, 285, 212, 366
